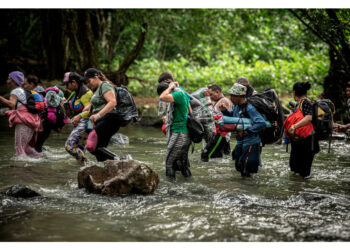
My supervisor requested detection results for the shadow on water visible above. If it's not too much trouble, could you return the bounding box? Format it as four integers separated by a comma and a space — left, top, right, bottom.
0, 117, 350, 241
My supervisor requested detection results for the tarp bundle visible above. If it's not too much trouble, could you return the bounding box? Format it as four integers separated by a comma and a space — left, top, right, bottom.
190, 87, 216, 143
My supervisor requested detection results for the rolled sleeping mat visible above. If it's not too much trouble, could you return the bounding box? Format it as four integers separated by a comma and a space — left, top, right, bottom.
221, 116, 252, 125
219, 121, 271, 132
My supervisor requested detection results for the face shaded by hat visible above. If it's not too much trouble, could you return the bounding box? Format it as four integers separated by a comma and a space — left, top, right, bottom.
61, 72, 83, 86
9, 71, 24, 86
82, 68, 101, 82
227, 83, 247, 96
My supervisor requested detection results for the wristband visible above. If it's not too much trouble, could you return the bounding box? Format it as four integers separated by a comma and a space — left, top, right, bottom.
97, 113, 101, 119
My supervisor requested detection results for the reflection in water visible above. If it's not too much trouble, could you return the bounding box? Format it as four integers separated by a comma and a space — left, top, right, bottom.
0, 120, 350, 241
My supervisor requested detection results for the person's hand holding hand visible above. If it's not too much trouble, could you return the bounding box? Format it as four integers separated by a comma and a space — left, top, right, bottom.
71, 115, 81, 126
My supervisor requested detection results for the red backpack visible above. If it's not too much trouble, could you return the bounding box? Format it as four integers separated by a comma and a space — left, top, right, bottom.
283, 99, 314, 140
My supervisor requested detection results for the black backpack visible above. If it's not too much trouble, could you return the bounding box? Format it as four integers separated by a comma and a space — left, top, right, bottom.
312, 99, 335, 153
99, 83, 138, 122
19, 89, 45, 114
187, 115, 205, 143
245, 89, 285, 145
312, 99, 335, 140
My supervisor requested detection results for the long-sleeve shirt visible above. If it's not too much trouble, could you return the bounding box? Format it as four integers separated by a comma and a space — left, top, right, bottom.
222, 103, 266, 146
68, 86, 93, 119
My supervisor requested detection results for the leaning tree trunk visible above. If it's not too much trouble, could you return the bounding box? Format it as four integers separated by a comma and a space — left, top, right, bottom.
106, 23, 148, 86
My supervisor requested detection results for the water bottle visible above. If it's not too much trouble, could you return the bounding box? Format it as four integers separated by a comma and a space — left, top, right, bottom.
158, 100, 167, 116
86, 119, 94, 132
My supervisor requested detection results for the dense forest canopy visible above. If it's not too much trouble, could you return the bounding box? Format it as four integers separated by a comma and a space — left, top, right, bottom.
1, 9, 349, 121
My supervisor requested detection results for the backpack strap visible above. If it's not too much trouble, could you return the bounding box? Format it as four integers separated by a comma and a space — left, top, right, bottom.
98, 81, 106, 97
296, 98, 306, 111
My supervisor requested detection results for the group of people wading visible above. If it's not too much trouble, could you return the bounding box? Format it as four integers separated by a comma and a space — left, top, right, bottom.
1, 70, 349, 180
0, 69, 137, 164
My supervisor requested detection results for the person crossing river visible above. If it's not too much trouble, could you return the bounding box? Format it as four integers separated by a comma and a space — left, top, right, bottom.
62, 72, 93, 165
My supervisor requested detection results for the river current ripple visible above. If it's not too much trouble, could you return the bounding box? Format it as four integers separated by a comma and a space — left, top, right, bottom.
0, 123, 349, 241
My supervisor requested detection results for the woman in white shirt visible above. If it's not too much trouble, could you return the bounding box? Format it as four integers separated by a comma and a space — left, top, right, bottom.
0, 71, 42, 157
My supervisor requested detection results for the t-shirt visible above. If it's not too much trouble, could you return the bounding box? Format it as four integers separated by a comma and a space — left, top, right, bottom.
300, 99, 313, 116
10, 87, 26, 109
90, 81, 115, 115
170, 91, 189, 133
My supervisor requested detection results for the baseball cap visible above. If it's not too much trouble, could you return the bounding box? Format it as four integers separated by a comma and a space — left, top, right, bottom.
61, 72, 83, 86
82, 68, 101, 81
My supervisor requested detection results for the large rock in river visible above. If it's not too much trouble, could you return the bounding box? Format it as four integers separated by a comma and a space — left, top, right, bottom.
78, 159, 159, 196
3, 184, 41, 198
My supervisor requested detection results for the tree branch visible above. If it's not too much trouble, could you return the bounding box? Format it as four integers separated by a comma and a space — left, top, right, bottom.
128, 76, 147, 87
289, 9, 329, 45
117, 22, 148, 73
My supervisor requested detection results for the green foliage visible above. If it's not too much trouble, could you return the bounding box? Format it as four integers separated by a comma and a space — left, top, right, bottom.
127, 48, 328, 98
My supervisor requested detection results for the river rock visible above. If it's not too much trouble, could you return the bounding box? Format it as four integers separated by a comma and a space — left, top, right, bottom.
109, 133, 129, 145
78, 159, 159, 196
3, 184, 41, 198
138, 105, 163, 126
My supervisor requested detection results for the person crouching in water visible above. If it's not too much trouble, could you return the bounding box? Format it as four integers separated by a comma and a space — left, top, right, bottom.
62, 72, 93, 165
157, 80, 192, 180
217, 83, 266, 177
201, 84, 232, 162
287, 82, 319, 179
0, 71, 42, 157
84, 68, 134, 161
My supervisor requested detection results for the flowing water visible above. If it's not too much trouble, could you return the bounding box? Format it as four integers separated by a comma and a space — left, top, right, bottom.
0, 117, 350, 241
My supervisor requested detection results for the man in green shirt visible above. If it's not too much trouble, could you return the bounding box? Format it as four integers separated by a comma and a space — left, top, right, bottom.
157, 72, 192, 180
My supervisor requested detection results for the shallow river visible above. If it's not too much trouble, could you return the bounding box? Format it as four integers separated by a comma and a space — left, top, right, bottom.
0, 117, 350, 241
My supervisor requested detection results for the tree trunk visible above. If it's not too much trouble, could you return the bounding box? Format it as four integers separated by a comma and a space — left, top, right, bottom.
40, 10, 68, 79
106, 23, 148, 86
77, 10, 98, 70
323, 48, 350, 122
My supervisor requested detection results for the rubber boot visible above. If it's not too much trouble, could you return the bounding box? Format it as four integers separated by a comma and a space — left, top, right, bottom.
201, 150, 209, 162
179, 160, 192, 178
166, 167, 176, 180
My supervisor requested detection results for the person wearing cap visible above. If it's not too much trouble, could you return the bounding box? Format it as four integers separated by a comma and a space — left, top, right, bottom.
0, 71, 42, 157
235, 77, 257, 98
57, 72, 92, 164
217, 83, 266, 177
84, 68, 131, 161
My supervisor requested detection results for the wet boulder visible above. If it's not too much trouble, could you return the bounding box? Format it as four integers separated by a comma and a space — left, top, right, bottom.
78, 159, 159, 196
109, 133, 129, 146
138, 105, 163, 126
3, 184, 40, 198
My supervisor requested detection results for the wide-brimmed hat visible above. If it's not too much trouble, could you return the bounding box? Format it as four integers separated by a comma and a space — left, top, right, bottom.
227, 83, 247, 96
